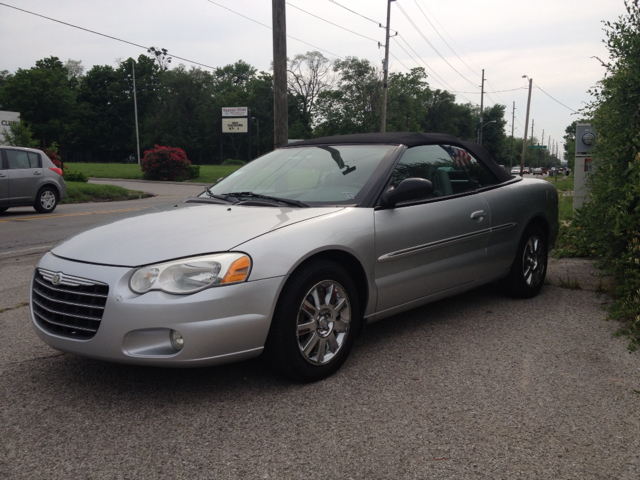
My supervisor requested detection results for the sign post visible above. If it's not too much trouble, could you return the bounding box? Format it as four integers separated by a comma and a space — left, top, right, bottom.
221, 107, 252, 162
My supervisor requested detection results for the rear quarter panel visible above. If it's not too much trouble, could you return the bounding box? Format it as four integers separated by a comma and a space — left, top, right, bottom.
481, 178, 558, 278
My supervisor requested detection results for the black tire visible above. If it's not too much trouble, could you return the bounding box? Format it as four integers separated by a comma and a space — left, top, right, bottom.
0, 207, 8, 214
499, 224, 548, 298
266, 259, 361, 382
34, 186, 58, 213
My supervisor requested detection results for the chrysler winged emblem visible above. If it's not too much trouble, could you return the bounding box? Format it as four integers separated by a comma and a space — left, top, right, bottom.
52, 273, 63, 285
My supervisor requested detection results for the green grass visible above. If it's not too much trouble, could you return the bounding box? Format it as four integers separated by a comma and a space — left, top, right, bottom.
61, 182, 153, 204
544, 174, 574, 224
186, 165, 240, 184
65, 163, 143, 179
65, 163, 240, 184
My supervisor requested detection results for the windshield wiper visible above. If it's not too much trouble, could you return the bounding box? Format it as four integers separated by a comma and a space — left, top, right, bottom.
204, 187, 238, 204
228, 192, 309, 208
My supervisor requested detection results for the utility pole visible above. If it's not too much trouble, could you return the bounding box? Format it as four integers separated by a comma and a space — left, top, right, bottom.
131, 60, 141, 165
478, 69, 485, 144
530, 119, 535, 168
380, 0, 395, 133
272, 0, 288, 149
510, 101, 515, 168
520, 76, 532, 176
539, 128, 544, 167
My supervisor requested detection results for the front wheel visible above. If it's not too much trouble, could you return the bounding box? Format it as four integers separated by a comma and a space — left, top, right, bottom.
266, 260, 361, 382
34, 186, 58, 213
499, 224, 547, 298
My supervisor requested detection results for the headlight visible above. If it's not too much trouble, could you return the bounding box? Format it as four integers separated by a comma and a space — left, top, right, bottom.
129, 253, 251, 295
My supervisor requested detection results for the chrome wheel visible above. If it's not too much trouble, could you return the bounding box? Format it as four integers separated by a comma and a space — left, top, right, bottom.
296, 280, 351, 365
522, 235, 545, 287
40, 190, 56, 210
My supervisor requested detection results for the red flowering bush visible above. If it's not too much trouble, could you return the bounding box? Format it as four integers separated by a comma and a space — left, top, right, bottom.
44, 147, 66, 172
141, 145, 191, 181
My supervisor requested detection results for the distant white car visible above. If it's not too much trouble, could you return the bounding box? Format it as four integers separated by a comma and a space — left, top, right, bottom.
511, 167, 521, 174
533, 168, 543, 175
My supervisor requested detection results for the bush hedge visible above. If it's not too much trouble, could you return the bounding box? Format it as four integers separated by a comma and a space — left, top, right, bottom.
141, 145, 191, 181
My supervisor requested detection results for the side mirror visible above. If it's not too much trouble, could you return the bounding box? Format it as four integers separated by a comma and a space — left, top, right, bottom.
380, 178, 434, 208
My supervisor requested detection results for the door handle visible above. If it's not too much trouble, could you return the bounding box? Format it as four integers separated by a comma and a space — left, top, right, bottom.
470, 210, 486, 220
33, 171, 42, 176
0, 173, 6, 177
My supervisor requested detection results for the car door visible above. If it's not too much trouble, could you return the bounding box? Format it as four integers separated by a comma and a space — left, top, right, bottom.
0, 150, 9, 207
5, 149, 43, 205
374, 144, 498, 314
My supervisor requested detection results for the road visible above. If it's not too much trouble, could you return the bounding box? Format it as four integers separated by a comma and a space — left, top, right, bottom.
0, 179, 206, 257
1, 179, 639, 479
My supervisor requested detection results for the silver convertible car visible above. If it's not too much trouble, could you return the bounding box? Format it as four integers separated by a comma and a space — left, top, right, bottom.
30, 133, 558, 382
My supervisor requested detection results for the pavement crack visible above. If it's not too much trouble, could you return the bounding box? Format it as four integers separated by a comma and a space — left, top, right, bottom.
0, 302, 29, 314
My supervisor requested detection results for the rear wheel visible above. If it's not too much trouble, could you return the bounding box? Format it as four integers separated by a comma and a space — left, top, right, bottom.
266, 260, 361, 382
499, 224, 547, 298
34, 186, 58, 213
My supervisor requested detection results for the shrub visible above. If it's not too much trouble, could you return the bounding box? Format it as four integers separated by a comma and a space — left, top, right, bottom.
141, 145, 191, 181
221, 158, 246, 166
45, 143, 66, 172
187, 165, 200, 179
64, 171, 88, 182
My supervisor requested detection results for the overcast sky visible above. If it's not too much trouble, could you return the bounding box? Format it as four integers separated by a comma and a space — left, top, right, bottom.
0, 0, 624, 154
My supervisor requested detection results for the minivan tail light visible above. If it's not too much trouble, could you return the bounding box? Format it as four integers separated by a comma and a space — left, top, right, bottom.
49, 167, 63, 176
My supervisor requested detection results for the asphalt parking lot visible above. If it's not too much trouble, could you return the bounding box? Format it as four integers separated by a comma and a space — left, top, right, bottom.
1, 249, 639, 479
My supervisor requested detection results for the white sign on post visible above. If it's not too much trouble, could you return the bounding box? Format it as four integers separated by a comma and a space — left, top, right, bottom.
222, 107, 248, 117
222, 118, 248, 133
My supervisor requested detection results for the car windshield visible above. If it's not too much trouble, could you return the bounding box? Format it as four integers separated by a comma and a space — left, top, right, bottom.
202, 145, 396, 206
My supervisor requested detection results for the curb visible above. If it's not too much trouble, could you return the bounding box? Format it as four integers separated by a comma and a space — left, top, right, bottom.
89, 178, 211, 187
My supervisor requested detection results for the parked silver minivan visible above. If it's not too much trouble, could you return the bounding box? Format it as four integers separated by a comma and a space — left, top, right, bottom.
0, 146, 67, 214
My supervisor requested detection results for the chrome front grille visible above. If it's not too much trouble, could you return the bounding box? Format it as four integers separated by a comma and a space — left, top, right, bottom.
32, 268, 109, 339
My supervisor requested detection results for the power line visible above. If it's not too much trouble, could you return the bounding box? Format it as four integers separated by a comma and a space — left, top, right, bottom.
391, 37, 452, 92
327, 0, 380, 25
389, 52, 411, 71
206, 0, 343, 59
411, 0, 479, 78
287, 2, 379, 43
534, 84, 577, 112
0, 2, 218, 70
394, 34, 457, 92
415, 0, 481, 72
394, 1, 478, 88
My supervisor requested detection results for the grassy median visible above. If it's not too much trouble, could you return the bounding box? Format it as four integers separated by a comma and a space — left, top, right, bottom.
61, 182, 153, 204
65, 163, 240, 184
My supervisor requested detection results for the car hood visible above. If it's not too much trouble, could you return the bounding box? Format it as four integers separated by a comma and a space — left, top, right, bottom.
52, 203, 344, 267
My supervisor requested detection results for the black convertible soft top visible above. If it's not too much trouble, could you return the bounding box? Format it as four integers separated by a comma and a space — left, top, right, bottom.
286, 132, 513, 183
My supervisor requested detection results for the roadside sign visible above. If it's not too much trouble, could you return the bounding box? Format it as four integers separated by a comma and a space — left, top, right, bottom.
530, 145, 548, 149
222, 107, 248, 117
222, 118, 248, 132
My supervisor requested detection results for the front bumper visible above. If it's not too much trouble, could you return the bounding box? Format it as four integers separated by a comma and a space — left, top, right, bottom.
30, 252, 285, 367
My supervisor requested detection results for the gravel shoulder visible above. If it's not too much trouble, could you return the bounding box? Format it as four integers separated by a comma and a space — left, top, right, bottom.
1, 253, 639, 479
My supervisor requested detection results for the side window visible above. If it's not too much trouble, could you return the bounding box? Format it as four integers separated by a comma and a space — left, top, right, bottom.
6, 150, 32, 169
27, 152, 41, 168
392, 145, 497, 197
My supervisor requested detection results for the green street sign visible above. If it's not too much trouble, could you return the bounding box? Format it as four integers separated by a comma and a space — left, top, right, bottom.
530, 145, 548, 149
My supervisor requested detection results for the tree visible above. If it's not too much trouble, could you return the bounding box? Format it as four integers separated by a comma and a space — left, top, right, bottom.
420, 90, 474, 139
314, 57, 382, 136
476, 104, 507, 163
1, 121, 39, 147
572, 0, 640, 346
0, 56, 78, 147
147, 47, 172, 71
64, 59, 84, 80
385, 67, 430, 132
287, 51, 335, 133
